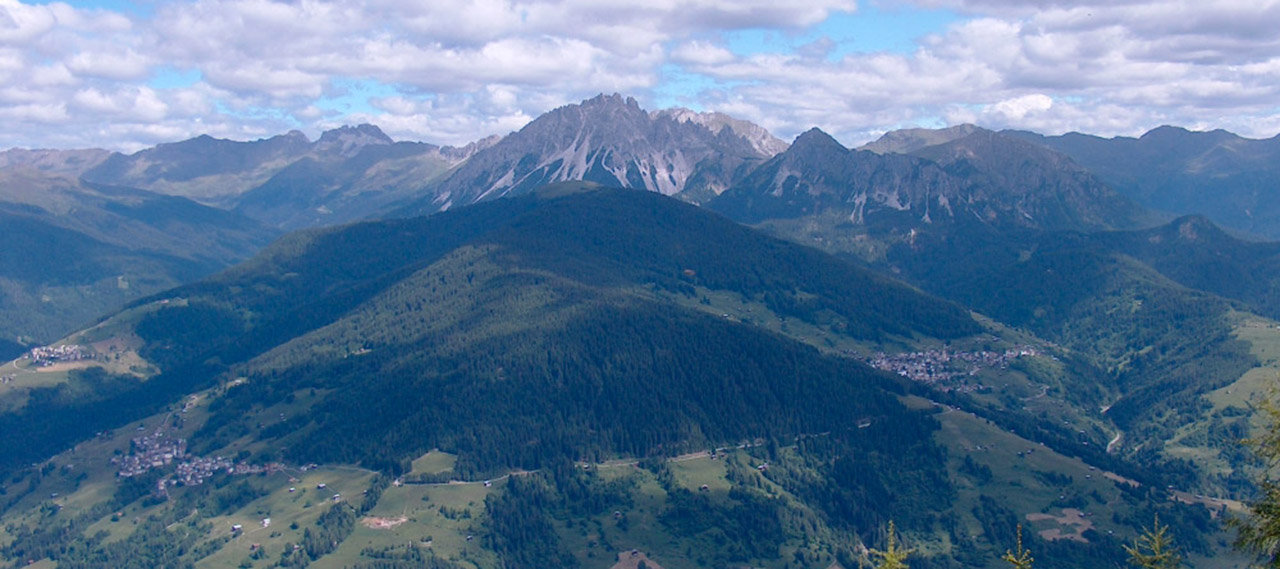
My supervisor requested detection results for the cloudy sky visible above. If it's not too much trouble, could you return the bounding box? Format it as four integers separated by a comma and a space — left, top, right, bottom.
2, 0, 1279, 151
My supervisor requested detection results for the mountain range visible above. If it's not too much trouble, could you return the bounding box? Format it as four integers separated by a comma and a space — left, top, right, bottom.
0, 94, 1278, 568
0, 185, 1217, 569
0, 165, 275, 349
0, 94, 1158, 346
1005, 126, 1280, 239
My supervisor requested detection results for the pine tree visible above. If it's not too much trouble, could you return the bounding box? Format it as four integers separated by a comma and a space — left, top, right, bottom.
869, 521, 914, 569
1233, 386, 1280, 568
1126, 515, 1181, 569
1002, 524, 1034, 569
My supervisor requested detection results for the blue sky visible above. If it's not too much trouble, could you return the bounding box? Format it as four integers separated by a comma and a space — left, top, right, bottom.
2, 0, 1279, 151
722, 6, 960, 59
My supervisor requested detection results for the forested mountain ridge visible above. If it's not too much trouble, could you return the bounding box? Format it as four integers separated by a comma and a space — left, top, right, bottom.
731, 172, 1280, 503
0, 186, 986, 566
0, 173, 1266, 569
1005, 125, 1280, 239
0, 185, 994, 470
0, 166, 277, 347
1, 185, 1238, 569
0, 125, 498, 345
2, 97, 1279, 568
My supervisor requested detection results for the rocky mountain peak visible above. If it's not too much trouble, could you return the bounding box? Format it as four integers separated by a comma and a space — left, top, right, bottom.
397, 94, 776, 214
439, 134, 503, 163
549, 93, 648, 126
655, 108, 789, 157
714, 122, 1146, 231
790, 127, 846, 152
581, 92, 641, 109
314, 124, 395, 157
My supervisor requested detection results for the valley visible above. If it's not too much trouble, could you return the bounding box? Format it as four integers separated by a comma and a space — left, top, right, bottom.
0, 95, 1278, 568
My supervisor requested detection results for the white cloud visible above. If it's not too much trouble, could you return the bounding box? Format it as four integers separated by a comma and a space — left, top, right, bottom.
67, 49, 150, 80
29, 63, 74, 86
0, 101, 66, 124
343, 89, 537, 146
670, 0, 1280, 143
989, 94, 1053, 120
70, 86, 167, 121
0, 0, 57, 44
0, 0, 1279, 150
672, 40, 737, 65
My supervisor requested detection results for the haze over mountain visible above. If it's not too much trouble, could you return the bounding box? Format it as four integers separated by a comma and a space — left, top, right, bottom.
0, 165, 276, 348
14, 95, 1261, 243
77, 124, 497, 230
1001, 127, 1280, 239
0, 148, 112, 177
25, 95, 790, 230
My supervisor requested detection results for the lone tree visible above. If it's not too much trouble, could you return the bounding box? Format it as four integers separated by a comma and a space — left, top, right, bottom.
869, 521, 914, 569
1233, 387, 1280, 567
1003, 524, 1035, 569
1125, 515, 1182, 569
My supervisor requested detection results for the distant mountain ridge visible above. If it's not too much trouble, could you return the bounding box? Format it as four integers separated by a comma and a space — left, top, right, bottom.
4, 99, 1276, 242
5, 94, 1279, 351
75, 124, 498, 230
712, 125, 1147, 233
0, 147, 111, 176
0, 167, 276, 343
4, 102, 1278, 568
1004, 126, 1280, 238
46, 95, 794, 227
859, 123, 983, 155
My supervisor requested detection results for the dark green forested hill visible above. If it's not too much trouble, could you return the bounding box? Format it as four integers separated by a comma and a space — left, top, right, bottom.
1094, 215, 1280, 318
881, 223, 1255, 430
154, 187, 981, 473
717, 161, 1280, 502
0, 186, 980, 474
0, 185, 1242, 569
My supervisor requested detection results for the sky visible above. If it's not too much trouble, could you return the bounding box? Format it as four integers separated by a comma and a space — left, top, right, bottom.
2, 0, 1279, 151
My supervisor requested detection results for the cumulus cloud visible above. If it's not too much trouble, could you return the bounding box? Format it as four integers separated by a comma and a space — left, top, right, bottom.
0, 0, 58, 44
671, 40, 738, 66
66, 49, 150, 80
989, 94, 1054, 120
0, 0, 1278, 150
676, 0, 1280, 143
0, 0, 863, 149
